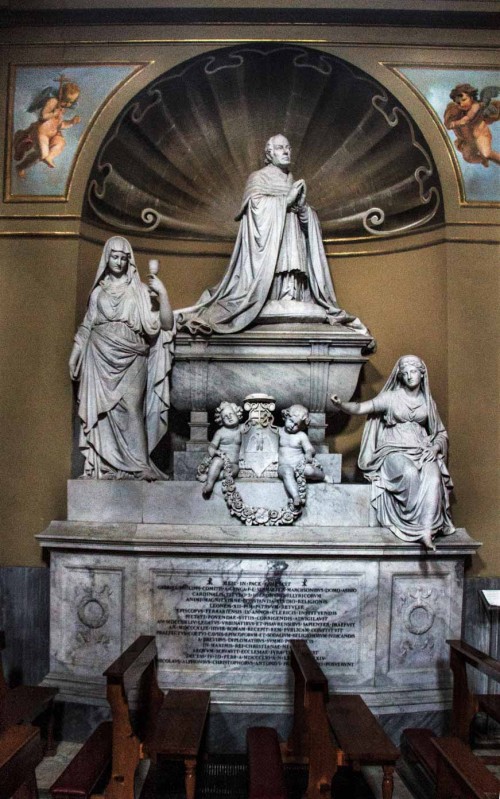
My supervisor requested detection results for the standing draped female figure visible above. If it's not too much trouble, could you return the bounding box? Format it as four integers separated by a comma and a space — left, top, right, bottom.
69, 236, 174, 480
331, 355, 455, 550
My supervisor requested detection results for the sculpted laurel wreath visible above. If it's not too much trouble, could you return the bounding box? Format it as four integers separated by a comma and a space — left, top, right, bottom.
219, 453, 307, 526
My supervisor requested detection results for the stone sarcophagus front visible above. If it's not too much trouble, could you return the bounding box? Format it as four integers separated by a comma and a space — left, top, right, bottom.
170, 322, 373, 416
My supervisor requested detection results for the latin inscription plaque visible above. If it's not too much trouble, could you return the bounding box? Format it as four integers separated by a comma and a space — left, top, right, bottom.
153, 559, 364, 676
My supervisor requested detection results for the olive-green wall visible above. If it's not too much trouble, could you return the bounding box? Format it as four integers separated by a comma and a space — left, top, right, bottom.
447, 242, 499, 574
0, 237, 78, 565
0, 17, 497, 572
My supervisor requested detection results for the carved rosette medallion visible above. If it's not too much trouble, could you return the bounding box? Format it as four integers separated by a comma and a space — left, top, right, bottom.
399, 588, 436, 658
75, 585, 112, 648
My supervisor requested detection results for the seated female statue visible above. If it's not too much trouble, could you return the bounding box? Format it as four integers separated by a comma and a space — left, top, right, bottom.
69, 236, 174, 480
331, 355, 455, 550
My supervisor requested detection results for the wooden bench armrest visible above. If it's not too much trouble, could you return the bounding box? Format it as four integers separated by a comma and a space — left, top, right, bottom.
103, 636, 157, 685
49, 722, 112, 799
0, 724, 42, 799
403, 728, 438, 778
289, 640, 329, 693
327, 695, 399, 764
145, 690, 210, 758
447, 639, 500, 684
432, 736, 500, 798
247, 727, 286, 799
0, 685, 58, 729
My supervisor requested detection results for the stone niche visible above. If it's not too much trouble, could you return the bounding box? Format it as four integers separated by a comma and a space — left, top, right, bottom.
39, 479, 478, 731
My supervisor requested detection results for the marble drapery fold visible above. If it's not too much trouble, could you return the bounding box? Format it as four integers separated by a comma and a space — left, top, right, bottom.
177, 163, 367, 336
358, 358, 455, 545
72, 237, 174, 479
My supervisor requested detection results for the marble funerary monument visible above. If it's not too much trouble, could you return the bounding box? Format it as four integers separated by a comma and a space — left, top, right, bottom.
39, 132, 478, 745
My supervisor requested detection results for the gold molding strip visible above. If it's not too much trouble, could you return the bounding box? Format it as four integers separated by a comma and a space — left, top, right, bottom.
323, 222, 445, 245
326, 238, 447, 257
0, 231, 79, 237
445, 238, 499, 245
445, 221, 500, 226
326, 237, 499, 257
0, 214, 81, 220
79, 230, 232, 257
4, 39, 499, 51
2, 230, 496, 252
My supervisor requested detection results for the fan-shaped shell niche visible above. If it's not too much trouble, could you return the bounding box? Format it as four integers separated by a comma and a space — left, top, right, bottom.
84, 44, 443, 242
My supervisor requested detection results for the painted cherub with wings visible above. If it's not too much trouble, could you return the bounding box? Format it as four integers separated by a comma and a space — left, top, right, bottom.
13, 74, 81, 178
444, 83, 500, 167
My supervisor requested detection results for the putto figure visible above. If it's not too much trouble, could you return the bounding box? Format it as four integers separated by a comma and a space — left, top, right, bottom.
444, 83, 500, 167
69, 236, 174, 480
177, 134, 369, 336
331, 355, 455, 550
13, 75, 82, 177
201, 402, 244, 498
278, 404, 328, 507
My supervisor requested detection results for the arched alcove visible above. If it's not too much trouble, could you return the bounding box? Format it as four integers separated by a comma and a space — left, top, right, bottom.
82, 44, 444, 242
72, 44, 453, 490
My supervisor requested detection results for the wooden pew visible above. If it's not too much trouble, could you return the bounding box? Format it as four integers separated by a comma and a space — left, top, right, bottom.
326, 695, 399, 799
404, 728, 500, 798
403, 638, 500, 796
0, 630, 58, 755
49, 721, 112, 799
402, 726, 439, 783
404, 639, 500, 764
247, 726, 287, 799
433, 736, 500, 799
0, 723, 42, 799
447, 638, 500, 744
283, 639, 338, 799
103, 635, 210, 799
284, 639, 399, 799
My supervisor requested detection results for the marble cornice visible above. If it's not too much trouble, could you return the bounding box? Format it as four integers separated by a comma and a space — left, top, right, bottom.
38, 521, 480, 557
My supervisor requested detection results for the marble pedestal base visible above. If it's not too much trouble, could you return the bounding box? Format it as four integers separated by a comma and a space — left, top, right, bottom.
66, 479, 374, 526
38, 502, 478, 722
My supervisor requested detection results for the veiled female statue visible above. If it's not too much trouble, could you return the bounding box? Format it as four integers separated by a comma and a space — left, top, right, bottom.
69, 236, 174, 480
331, 355, 455, 550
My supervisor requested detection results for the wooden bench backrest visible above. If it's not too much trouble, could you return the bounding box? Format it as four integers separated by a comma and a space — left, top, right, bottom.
447, 638, 500, 742
289, 639, 329, 698
104, 636, 157, 689
288, 639, 329, 756
0, 724, 41, 799
102, 636, 166, 799
286, 640, 338, 799
433, 736, 500, 799
104, 636, 163, 742
448, 639, 500, 684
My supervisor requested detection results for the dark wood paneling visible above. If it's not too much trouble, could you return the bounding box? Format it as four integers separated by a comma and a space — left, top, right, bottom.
0, 567, 50, 687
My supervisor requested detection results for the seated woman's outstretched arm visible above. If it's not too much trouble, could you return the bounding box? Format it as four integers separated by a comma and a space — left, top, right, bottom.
330, 395, 376, 416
